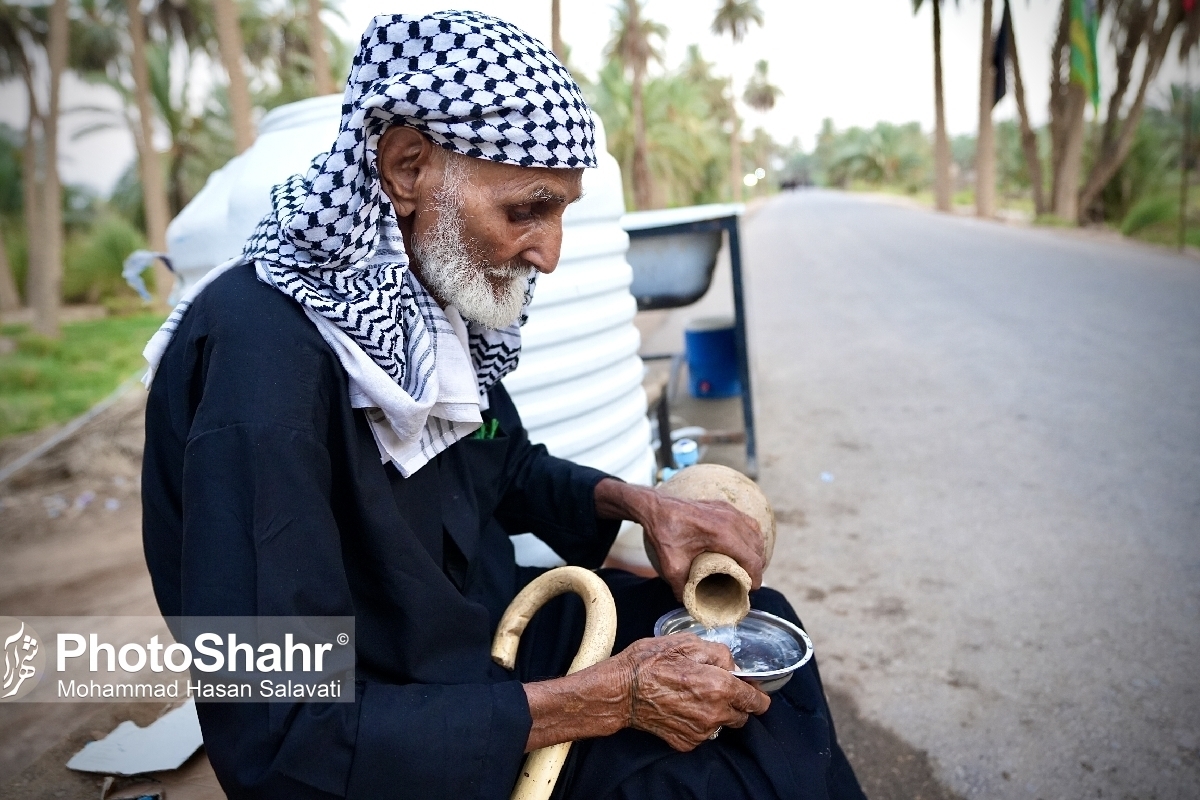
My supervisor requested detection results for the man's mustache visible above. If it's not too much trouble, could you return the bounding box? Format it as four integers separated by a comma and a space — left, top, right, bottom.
483, 262, 534, 281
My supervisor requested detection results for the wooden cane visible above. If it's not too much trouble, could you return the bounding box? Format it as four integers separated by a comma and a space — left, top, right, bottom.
491, 566, 618, 800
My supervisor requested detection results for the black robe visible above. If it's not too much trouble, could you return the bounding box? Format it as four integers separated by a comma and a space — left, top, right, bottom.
142, 263, 864, 800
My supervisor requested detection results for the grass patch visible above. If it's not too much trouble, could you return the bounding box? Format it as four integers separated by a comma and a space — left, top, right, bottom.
0, 311, 164, 439
1121, 195, 1177, 236
1123, 219, 1200, 249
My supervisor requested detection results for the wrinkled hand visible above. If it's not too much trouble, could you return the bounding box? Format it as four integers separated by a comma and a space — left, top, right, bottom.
618, 634, 771, 751
642, 494, 765, 600
522, 633, 771, 753
593, 479, 765, 601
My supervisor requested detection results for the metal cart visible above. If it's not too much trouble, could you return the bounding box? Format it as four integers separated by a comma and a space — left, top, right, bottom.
621, 204, 758, 478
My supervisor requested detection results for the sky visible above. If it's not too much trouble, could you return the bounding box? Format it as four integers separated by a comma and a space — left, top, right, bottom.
0, 0, 1193, 196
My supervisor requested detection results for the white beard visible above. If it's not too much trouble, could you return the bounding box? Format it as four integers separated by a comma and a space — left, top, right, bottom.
410, 161, 533, 331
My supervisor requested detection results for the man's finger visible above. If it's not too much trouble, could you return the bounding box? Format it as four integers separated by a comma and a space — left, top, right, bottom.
724, 711, 751, 729
729, 679, 772, 715
675, 638, 738, 671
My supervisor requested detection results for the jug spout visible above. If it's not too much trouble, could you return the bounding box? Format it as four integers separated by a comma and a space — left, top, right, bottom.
645, 464, 776, 628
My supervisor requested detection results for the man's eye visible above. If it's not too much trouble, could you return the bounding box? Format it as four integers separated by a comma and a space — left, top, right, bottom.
508, 205, 534, 222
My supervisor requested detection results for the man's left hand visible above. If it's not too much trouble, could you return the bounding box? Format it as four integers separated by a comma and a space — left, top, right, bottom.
594, 478, 765, 599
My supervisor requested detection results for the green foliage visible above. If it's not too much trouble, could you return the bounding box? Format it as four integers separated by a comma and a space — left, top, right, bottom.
62, 216, 147, 304
0, 124, 20, 215
242, 0, 351, 110
588, 49, 733, 208
0, 312, 164, 438
995, 120, 1027, 196
2, 217, 27, 300
816, 120, 931, 193
950, 133, 975, 177
1120, 194, 1176, 236
1098, 107, 1172, 225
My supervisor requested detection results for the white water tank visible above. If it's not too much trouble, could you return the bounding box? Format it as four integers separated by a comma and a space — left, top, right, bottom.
166, 95, 655, 564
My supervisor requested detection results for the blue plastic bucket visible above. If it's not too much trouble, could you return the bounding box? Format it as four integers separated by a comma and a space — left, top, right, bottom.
685, 316, 741, 399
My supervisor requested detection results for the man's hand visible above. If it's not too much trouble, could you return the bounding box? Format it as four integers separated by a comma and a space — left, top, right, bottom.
594, 478, 765, 600
620, 634, 771, 751
523, 634, 771, 753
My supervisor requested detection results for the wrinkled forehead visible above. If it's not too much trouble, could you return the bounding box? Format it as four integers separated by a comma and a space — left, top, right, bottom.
450, 154, 585, 207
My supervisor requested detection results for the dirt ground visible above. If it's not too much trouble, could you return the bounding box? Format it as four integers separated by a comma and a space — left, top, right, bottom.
0, 385, 958, 799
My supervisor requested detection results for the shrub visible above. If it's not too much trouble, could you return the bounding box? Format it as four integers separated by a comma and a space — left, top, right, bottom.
62, 216, 147, 304
1120, 195, 1177, 236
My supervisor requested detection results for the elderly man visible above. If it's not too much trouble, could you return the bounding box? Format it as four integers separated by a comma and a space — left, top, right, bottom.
141, 11, 864, 800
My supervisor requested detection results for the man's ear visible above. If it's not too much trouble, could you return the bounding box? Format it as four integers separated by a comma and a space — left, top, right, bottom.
377, 126, 437, 218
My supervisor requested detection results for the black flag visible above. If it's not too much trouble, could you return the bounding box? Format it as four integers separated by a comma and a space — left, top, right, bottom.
993, 0, 1012, 106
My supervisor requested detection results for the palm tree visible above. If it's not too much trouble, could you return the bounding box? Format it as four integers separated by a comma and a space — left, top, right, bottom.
551, 0, 564, 61
711, 0, 763, 43
711, 0, 764, 202
0, 3, 37, 313
1001, 0, 1045, 215
125, 0, 172, 304
742, 60, 780, 113
32, 0, 68, 335
306, 0, 335, 96
590, 56, 730, 208
3, 0, 68, 334
213, 0, 255, 153
605, 0, 666, 210
912, 0, 954, 212
976, 0, 995, 217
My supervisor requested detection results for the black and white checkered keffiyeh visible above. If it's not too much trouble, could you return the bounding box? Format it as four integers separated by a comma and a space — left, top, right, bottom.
144, 10, 596, 476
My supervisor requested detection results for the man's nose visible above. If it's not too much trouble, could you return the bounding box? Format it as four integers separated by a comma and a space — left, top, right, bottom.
518, 225, 563, 275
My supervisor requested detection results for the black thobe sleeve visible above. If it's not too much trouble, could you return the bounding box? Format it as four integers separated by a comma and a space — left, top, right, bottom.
179, 424, 531, 800
142, 269, 532, 800
486, 385, 623, 569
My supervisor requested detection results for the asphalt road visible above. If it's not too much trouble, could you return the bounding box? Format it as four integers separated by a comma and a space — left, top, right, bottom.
742, 191, 1200, 798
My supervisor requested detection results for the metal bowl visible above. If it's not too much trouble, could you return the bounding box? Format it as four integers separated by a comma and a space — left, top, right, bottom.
653, 608, 814, 693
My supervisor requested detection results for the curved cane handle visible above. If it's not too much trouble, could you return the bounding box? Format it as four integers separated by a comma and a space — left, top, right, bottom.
492, 566, 617, 800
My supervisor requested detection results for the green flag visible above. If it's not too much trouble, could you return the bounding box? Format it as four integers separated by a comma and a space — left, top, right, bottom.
1070, 0, 1100, 109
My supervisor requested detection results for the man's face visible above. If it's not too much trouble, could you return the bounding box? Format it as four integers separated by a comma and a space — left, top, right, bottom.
378, 128, 584, 330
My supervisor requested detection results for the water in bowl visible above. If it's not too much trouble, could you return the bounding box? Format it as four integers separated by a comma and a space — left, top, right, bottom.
693, 620, 803, 674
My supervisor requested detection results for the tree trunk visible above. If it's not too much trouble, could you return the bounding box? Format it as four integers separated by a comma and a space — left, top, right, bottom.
932, 0, 951, 212
1007, 9, 1046, 215
630, 61, 652, 210
1048, 0, 1071, 212
730, 109, 743, 202
306, 0, 335, 96
126, 0, 173, 304
1077, 3, 1183, 220
976, 0, 996, 218
21, 86, 43, 315
213, 0, 255, 154
551, 0, 564, 61
0, 222, 20, 313
28, 0, 68, 337
1053, 84, 1087, 221
1180, 87, 1192, 251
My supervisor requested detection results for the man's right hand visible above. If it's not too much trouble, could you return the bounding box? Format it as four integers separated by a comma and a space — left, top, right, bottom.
522, 634, 771, 753
618, 635, 771, 751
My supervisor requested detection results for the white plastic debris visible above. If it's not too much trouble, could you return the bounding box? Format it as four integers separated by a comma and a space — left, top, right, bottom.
67, 698, 203, 776
43, 495, 67, 518
819, 472, 835, 483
